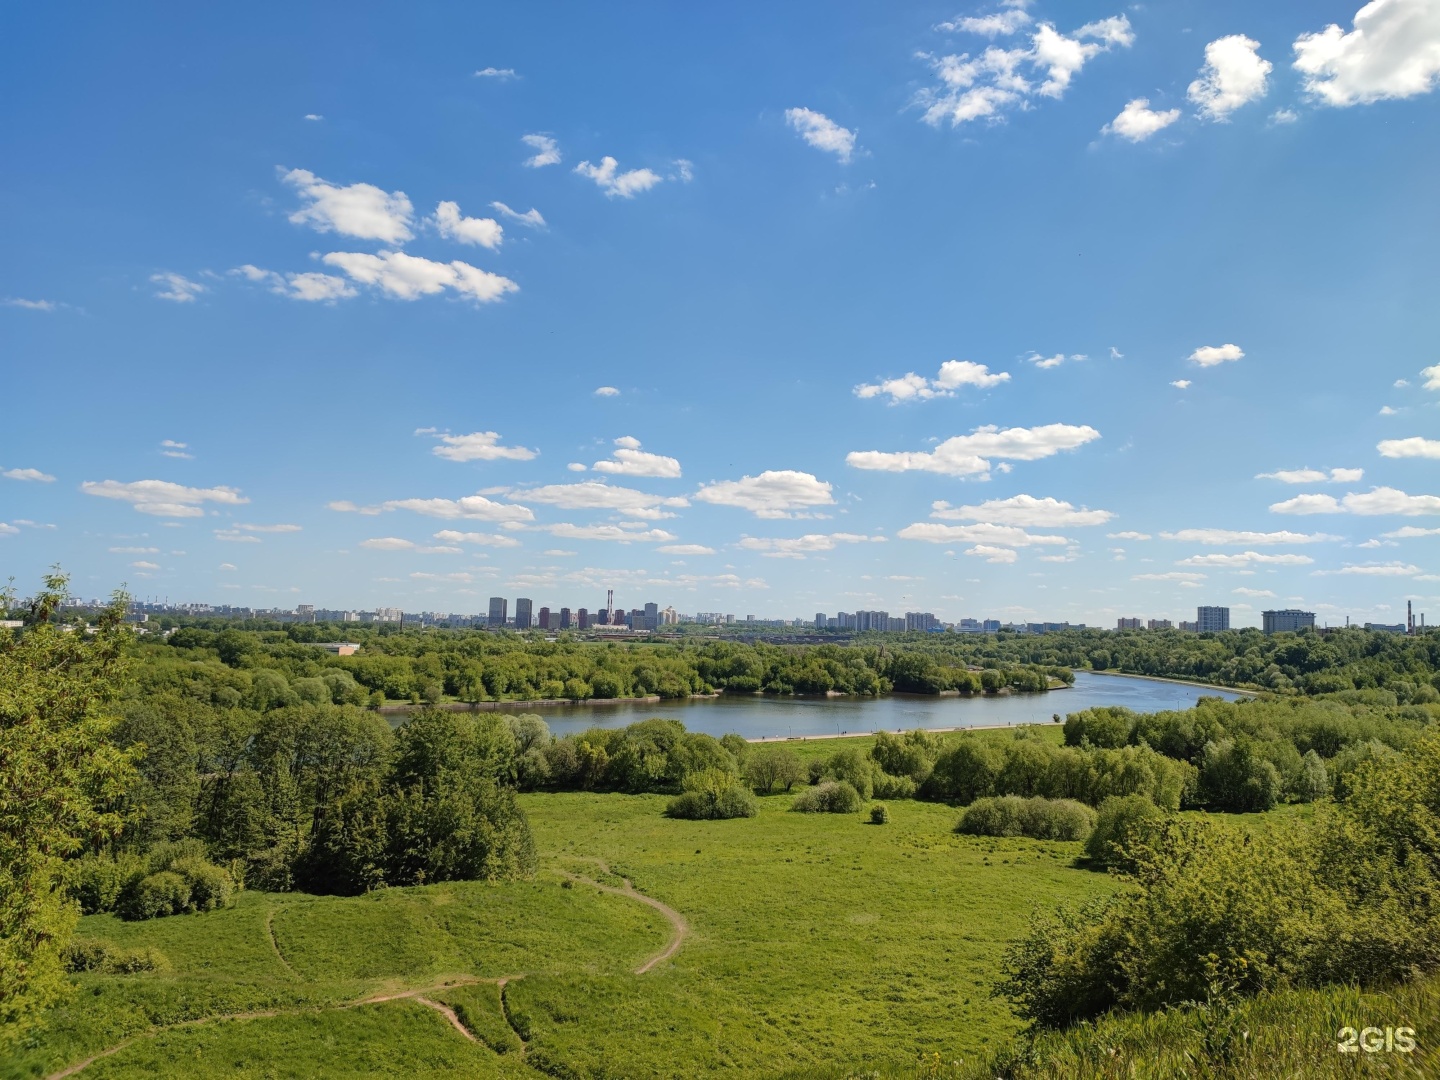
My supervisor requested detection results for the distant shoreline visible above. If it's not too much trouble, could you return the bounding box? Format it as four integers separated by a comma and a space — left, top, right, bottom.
745, 721, 1054, 745
1084, 669, 1258, 697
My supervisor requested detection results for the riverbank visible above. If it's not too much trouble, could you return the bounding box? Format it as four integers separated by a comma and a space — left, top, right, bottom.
1084, 669, 1260, 697
746, 719, 1060, 745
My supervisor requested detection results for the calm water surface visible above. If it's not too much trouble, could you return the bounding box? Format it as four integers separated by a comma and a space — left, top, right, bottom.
478, 671, 1245, 741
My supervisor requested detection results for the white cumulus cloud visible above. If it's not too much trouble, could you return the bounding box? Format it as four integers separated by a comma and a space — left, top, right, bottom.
81, 479, 248, 517
1159, 528, 1338, 544
432, 201, 504, 249
694, 471, 835, 519
151, 272, 206, 303
784, 107, 858, 162
930, 495, 1113, 527
431, 529, 522, 548
897, 523, 1071, 547
425, 431, 536, 462
847, 423, 1100, 479
590, 437, 682, 478
1177, 551, 1315, 567
1189, 35, 1272, 119
3, 467, 56, 482
574, 156, 664, 198
545, 523, 677, 543
1293, 0, 1440, 106
522, 481, 690, 516
475, 67, 517, 79
965, 544, 1019, 564
231, 264, 357, 303
521, 134, 561, 168
1271, 487, 1440, 515
855, 360, 1009, 403
1189, 343, 1245, 366
1104, 98, 1181, 141
281, 168, 414, 243
491, 202, 546, 228
658, 544, 716, 555
321, 251, 518, 304
1257, 467, 1365, 483
736, 532, 884, 558
1378, 437, 1440, 459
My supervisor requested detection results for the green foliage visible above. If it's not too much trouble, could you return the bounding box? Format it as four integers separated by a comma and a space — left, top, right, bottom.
957, 797, 1096, 841
790, 780, 862, 813
0, 573, 138, 1053
61, 938, 170, 975
743, 745, 804, 793
869, 804, 890, 825
1084, 795, 1166, 871
665, 768, 758, 820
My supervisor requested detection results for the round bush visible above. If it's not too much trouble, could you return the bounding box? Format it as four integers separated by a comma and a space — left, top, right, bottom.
870, 804, 890, 825
121, 870, 192, 920
956, 796, 1096, 841
172, 856, 236, 911
790, 780, 862, 814
872, 772, 917, 800
665, 768, 758, 820
1085, 794, 1166, 870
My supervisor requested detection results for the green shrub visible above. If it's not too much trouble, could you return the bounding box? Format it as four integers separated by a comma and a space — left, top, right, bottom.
870, 804, 890, 825
744, 746, 804, 793
956, 796, 1096, 841
62, 939, 170, 974
121, 870, 192, 920
823, 748, 874, 799
664, 768, 758, 820
1085, 794, 1166, 870
171, 856, 235, 911
68, 853, 145, 914
790, 781, 862, 814
872, 771, 917, 799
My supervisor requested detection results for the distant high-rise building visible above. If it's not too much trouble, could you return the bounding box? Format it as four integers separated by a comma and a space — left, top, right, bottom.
982, 619, 1001, 632
905, 612, 938, 632
515, 598, 533, 628
595, 608, 610, 625
815, 612, 827, 629
661, 606, 678, 625
1196, 606, 1230, 633
1263, 609, 1315, 634
297, 604, 315, 622
577, 608, 589, 629
1148, 619, 1173, 631
1117, 618, 1142, 630
1178, 620, 1198, 632
560, 607, 572, 629
537, 606, 552, 630
488, 597, 508, 627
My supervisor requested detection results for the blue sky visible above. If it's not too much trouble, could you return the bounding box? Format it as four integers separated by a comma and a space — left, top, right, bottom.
3, 0, 1439, 627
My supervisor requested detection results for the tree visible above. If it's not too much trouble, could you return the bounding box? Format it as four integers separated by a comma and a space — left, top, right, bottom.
0, 573, 138, 1052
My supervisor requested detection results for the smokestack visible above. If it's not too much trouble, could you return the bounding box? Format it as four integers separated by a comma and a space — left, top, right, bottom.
1410, 600, 1415, 636
606, 589, 614, 618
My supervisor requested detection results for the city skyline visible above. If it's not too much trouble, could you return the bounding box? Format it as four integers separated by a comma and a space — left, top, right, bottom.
3, 2, 1439, 628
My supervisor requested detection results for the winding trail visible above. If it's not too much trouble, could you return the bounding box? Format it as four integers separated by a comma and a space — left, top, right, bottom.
45, 858, 685, 1078
558, 856, 688, 974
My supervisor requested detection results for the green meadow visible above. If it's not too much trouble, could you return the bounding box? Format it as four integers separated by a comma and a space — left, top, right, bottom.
4, 729, 1121, 1079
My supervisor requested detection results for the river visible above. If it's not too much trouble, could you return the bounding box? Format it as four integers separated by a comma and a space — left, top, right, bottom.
456, 671, 1246, 741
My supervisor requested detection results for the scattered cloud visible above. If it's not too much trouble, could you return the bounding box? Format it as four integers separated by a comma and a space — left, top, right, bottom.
3, 467, 55, 482
159, 439, 193, 459
474, 67, 517, 79
80, 479, 248, 517
0, 523, 17, 536
432, 201, 503, 248
1270, 108, 1299, 123
303, 113, 323, 121
1188, 343, 1244, 366
1133, 571, 1207, 582
3, 298, 57, 311
1234, 587, 1278, 597
1384, 526, 1440, 539
658, 544, 716, 555
218, 563, 237, 571
231, 264, 357, 302
737, 532, 884, 558
693, 470, 835, 518
521, 134, 561, 168
594, 386, 620, 397
1422, 364, 1440, 391
1107, 531, 1151, 540
1189, 35, 1272, 119
1160, 528, 1338, 544
784, 107, 857, 162
846, 423, 1101, 479
930, 494, 1113, 527
234, 523, 302, 533
918, 14, 1135, 127
1178, 551, 1315, 567
213, 530, 261, 544
1318, 562, 1425, 576
544, 523, 677, 543
131, 560, 161, 571
321, 251, 518, 303
897, 523, 1071, 547
1378, 436, 1440, 459
1171, 379, 1192, 389
1293, 0, 1440, 106
1104, 98, 1181, 141
425, 430, 536, 462
151, 272, 206, 303
1257, 467, 1365, 483
937, 9, 1033, 37
431, 529, 522, 548
574, 156, 664, 198
587, 437, 682, 478
109, 546, 158, 554
854, 360, 1008, 403
1272, 487, 1440, 516
965, 544, 1019, 564
331, 493, 533, 523
358, 537, 461, 554
281, 167, 414, 244
542, 549, 577, 557
1026, 351, 1086, 369
522, 480, 689, 516
490, 202, 545, 228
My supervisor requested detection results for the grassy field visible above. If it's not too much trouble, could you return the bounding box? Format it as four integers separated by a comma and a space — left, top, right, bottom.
14, 727, 1386, 1078
6, 726, 1125, 1078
